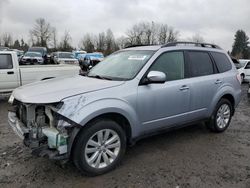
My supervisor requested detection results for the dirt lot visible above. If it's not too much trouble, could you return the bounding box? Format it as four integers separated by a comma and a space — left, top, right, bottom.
0, 84, 250, 188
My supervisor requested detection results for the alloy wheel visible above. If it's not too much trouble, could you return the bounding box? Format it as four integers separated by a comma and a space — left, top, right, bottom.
216, 104, 231, 129
84, 129, 121, 169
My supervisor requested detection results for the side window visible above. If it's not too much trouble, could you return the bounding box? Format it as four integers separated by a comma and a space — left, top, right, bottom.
245, 62, 250, 69
0, 54, 13, 69
187, 51, 214, 77
211, 52, 232, 72
149, 51, 184, 81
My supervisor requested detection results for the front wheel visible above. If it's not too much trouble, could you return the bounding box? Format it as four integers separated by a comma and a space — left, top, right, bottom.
73, 119, 126, 176
206, 98, 233, 133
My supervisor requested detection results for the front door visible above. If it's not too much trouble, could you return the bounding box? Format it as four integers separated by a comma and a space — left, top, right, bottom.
137, 51, 190, 132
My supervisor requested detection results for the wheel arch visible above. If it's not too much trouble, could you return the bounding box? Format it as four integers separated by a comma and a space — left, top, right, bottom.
221, 93, 235, 109
68, 112, 133, 159
209, 85, 237, 117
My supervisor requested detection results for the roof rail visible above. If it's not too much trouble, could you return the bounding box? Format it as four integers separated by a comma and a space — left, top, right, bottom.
161, 41, 222, 49
124, 44, 150, 48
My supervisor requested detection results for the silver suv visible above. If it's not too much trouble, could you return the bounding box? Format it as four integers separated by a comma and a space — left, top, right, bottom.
8, 42, 242, 175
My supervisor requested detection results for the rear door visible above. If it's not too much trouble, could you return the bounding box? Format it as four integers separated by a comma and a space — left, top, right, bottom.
185, 50, 221, 119
0, 53, 20, 92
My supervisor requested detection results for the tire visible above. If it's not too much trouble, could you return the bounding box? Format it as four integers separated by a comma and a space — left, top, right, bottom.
206, 98, 233, 133
73, 119, 126, 176
241, 74, 245, 83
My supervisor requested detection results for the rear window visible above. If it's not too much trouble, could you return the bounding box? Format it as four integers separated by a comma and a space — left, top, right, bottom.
211, 52, 232, 72
187, 51, 214, 77
0, 54, 13, 69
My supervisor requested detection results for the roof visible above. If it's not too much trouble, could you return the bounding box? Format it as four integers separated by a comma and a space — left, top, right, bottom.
121, 42, 224, 52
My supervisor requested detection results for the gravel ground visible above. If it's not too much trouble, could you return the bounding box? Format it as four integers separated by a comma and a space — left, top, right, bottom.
0, 84, 250, 188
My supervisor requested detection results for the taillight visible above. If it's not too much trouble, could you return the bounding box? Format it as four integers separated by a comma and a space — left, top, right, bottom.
236, 73, 242, 84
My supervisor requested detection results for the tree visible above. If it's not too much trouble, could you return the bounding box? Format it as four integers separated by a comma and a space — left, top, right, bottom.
231, 30, 249, 59
105, 29, 118, 55
190, 33, 205, 43
2, 33, 13, 47
20, 38, 29, 51
80, 33, 95, 52
30, 18, 52, 47
125, 21, 179, 47
96, 32, 106, 52
58, 31, 73, 51
13, 39, 21, 49
51, 27, 58, 50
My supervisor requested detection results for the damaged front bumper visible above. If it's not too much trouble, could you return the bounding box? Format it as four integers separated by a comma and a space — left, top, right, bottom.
7, 104, 71, 161
8, 111, 28, 139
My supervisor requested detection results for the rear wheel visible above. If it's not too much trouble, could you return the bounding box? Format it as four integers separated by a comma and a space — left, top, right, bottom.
73, 119, 126, 176
206, 98, 233, 133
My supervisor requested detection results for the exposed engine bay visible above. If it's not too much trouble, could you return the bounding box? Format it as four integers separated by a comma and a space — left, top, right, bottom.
8, 100, 75, 159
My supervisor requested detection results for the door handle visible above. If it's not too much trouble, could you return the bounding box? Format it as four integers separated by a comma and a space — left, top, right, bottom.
215, 79, 222, 84
179, 85, 189, 91
7, 71, 14, 75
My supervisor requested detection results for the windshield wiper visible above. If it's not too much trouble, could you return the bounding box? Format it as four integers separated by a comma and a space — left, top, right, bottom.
87, 74, 112, 80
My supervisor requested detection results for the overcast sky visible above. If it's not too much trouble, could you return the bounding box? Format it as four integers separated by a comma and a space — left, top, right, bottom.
0, 0, 249, 51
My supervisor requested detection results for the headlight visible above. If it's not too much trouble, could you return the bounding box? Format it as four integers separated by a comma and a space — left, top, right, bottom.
8, 94, 14, 104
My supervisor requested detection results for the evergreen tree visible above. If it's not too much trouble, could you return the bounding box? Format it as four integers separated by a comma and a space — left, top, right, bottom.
231, 30, 249, 59
13, 39, 21, 49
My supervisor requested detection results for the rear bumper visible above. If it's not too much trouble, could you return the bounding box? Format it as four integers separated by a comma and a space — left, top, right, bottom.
234, 88, 242, 109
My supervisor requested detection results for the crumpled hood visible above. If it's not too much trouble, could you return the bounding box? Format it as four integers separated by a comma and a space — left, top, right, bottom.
12, 75, 124, 104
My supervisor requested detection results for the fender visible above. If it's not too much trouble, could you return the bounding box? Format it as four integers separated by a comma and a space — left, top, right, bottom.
57, 96, 141, 138
208, 84, 237, 116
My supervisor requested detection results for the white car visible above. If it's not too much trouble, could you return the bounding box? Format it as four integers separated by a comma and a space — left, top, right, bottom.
238, 60, 250, 82
0, 51, 80, 93
20, 52, 44, 65
53, 52, 79, 65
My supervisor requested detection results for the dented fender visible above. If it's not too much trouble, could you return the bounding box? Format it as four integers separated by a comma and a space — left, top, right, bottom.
57, 95, 141, 138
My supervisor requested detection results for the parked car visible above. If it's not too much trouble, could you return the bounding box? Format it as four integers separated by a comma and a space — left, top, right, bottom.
28, 46, 47, 57
0, 46, 9, 51
20, 52, 44, 65
8, 42, 241, 176
238, 60, 250, 82
73, 50, 87, 59
0, 51, 80, 93
231, 57, 244, 83
8, 49, 24, 61
28, 47, 48, 63
231, 57, 242, 69
53, 52, 79, 65
239, 59, 250, 67
78, 52, 104, 70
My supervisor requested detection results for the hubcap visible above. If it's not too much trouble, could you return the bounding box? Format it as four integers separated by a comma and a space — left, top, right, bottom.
85, 129, 121, 169
216, 104, 231, 129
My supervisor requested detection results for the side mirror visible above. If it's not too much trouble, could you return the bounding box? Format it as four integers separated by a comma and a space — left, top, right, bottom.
145, 71, 166, 84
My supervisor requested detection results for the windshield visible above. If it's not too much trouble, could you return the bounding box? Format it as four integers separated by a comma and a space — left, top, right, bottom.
58, 52, 74, 59
88, 50, 154, 80
24, 52, 42, 57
